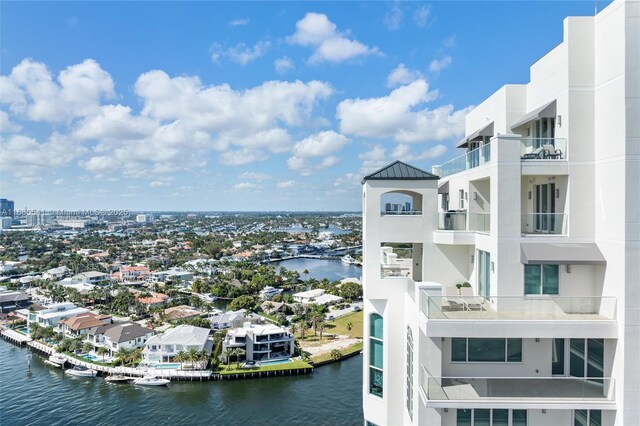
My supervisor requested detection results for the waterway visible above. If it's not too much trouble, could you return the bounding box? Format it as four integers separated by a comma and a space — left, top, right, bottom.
0, 341, 363, 426
272, 258, 362, 282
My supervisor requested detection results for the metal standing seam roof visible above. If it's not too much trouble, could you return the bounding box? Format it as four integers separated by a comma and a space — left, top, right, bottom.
361, 160, 440, 184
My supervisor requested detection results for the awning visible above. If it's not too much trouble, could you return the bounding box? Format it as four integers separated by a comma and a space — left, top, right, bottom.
456, 122, 494, 148
510, 100, 556, 130
438, 181, 449, 194
520, 242, 606, 265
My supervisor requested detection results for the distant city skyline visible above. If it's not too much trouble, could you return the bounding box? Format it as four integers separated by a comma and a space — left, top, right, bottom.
0, 1, 609, 211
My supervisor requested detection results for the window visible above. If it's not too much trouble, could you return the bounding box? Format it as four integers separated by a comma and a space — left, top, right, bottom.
459, 189, 465, 209
456, 409, 527, 426
406, 327, 414, 419
574, 410, 601, 426
524, 264, 559, 294
451, 338, 522, 363
369, 314, 383, 397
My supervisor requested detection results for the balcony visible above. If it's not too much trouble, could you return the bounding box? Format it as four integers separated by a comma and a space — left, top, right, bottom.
420, 366, 613, 405
432, 143, 491, 178
520, 138, 567, 161
521, 213, 567, 235
437, 212, 490, 233
420, 293, 617, 321
381, 210, 422, 216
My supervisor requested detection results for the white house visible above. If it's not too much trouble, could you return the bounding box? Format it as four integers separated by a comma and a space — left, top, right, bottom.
361, 2, 639, 425
88, 322, 154, 356
292, 288, 343, 306
71, 271, 109, 285
209, 309, 263, 330
223, 322, 294, 362
27, 302, 90, 331
142, 325, 212, 364
43, 266, 69, 280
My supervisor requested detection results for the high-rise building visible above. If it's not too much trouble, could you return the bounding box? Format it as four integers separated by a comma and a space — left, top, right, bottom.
0, 199, 14, 218
361, 1, 639, 425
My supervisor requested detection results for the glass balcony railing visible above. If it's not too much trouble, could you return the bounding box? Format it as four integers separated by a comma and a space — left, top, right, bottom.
421, 366, 613, 402
420, 293, 617, 321
433, 143, 491, 178
437, 212, 490, 233
521, 138, 567, 160
521, 213, 566, 234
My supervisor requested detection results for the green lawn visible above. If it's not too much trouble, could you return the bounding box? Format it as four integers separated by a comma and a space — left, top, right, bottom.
324, 311, 363, 338
311, 342, 363, 364
217, 358, 312, 375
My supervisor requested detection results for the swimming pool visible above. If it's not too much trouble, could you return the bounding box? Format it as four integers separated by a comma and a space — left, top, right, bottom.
80, 354, 98, 361
151, 363, 181, 370
259, 358, 292, 366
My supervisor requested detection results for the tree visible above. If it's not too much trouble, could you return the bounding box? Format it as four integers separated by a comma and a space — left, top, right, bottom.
187, 348, 200, 369
223, 347, 234, 368
346, 322, 353, 338
175, 350, 188, 370
82, 342, 94, 354
318, 320, 326, 341
330, 349, 342, 361
299, 321, 309, 341
96, 346, 109, 362
303, 269, 309, 280
340, 281, 362, 300
289, 322, 297, 339
234, 348, 246, 369
228, 295, 256, 311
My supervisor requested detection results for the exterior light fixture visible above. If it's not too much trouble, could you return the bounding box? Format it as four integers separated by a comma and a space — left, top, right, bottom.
528, 191, 532, 200
473, 192, 478, 200
557, 115, 562, 127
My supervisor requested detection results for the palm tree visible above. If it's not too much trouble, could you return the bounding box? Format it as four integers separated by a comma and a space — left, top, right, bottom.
96, 346, 109, 362
299, 321, 309, 341
234, 348, 245, 369
197, 349, 210, 370
330, 349, 342, 361
302, 269, 309, 280
346, 322, 353, 338
223, 347, 234, 368
175, 350, 188, 370
289, 322, 297, 339
317, 320, 326, 341
82, 342, 94, 354
310, 311, 323, 336
187, 348, 200, 369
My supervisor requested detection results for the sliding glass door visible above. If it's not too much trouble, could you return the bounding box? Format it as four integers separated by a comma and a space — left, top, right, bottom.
535, 183, 555, 232
477, 250, 490, 299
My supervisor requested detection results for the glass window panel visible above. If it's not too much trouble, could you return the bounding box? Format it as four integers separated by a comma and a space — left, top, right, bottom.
474, 409, 490, 426
492, 409, 508, 426
524, 265, 542, 294
507, 338, 523, 362
370, 314, 383, 339
451, 338, 467, 362
589, 410, 601, 426
542, 265, 559, 294
570, 339, 586, 378
456, 409, 472, 426
552, 338, 565, 375
574, 410, 588, 426
369, 368, 383, 397
468, 338, 505, 362
370, 339, 383, 369
587, 339, 604, 379
512, 410, 528, 426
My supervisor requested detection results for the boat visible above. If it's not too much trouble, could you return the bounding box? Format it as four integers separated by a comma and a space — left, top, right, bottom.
65, 365, 97, 377
45, 353, 67, 368
259, 286, 283, 300
105, 374, 133, 383
132, 376, 170, 386
341, 255, 357, 265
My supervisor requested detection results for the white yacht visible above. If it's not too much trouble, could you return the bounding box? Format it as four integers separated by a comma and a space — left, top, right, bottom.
259, 286, 283, 300
341, 254, 357, 265
45, 353, 67, 368
64, 365, 97, 377
133, 376, 170, 386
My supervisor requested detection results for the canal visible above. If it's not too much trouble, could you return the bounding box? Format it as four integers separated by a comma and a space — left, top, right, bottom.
272, 258, 362, 282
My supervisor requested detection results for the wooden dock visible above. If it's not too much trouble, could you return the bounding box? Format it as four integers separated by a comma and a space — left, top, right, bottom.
1, 328, 32, 345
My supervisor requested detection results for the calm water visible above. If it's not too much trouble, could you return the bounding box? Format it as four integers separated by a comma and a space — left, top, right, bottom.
272, 258, 362, 282
0, 341, 363, 426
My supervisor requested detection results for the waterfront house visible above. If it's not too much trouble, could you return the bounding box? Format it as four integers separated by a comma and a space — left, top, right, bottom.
223, 322, 294, 362
292, 288, 343, 306
42, 266, 69, 281
142, 325, 213, 364
27, 302, 90, 331
71, 271, 109, 285
0, 289, 32, 314
137, 292, 168, 308
88, 322, 154, 356
361, 2, 639, 424
163, 305, 203, 321
150, 268, 193, 283
209, 309, 263, 330
59, 312, 112, 338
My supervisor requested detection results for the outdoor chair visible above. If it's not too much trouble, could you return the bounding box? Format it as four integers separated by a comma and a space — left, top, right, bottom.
459, 287, 487, 311
521, 146, 544, 159
542, 144, 563, 159
442, 287, 464, 312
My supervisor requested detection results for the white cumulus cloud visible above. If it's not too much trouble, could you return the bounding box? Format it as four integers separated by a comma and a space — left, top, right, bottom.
429, 56, 452, 74
274, 57, 294, 74
211, 39, 270, 65
291, 130, 349, 158
386, 64, 423, 88
287, 12, 380, 64
239, 171, 272, 181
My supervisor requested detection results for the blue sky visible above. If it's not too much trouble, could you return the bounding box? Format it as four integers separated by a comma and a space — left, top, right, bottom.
0, 1, 609, 211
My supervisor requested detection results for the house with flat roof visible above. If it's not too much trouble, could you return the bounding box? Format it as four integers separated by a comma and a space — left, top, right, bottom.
142, 325, 213, 364
27, 302, 90, 331
71, 271, 109, 285
292, 288, 343, 306
223, 322, 294, 362
0, 289, 32, 314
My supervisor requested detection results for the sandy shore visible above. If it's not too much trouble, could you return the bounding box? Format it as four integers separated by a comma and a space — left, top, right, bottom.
300, 335, 362, 356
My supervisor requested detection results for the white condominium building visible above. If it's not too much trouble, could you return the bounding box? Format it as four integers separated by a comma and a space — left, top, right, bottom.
361, 1, 639, 425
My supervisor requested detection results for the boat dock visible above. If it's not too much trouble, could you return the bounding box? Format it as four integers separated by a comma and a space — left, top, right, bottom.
27, 340, 213, 381
1, 328, 32, 346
